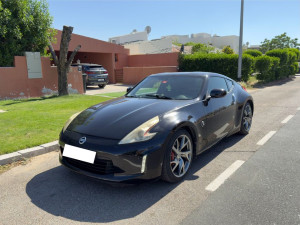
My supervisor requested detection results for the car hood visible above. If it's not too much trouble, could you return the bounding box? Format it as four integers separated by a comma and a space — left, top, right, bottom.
67, 96, 192, 139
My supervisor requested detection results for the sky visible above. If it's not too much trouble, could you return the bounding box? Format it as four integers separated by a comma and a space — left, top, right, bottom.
48, 0, 300, 46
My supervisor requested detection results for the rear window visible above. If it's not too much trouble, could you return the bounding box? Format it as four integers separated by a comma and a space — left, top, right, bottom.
82, 65, 103, 70
87, 66, 103, 71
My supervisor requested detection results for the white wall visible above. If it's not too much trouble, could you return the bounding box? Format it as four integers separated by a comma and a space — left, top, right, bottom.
109, 31, 148, 44
124, 38, 172, 55
161, 33, 240, 53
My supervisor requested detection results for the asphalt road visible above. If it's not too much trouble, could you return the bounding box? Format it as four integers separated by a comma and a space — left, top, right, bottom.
1, 76, 300, 225
181, 106, 300, 225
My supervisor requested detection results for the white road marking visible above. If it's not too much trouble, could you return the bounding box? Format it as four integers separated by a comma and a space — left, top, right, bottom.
205, 160, 245, 192
281, 115, 294, 124
297, 107, 300, 111
257, 131, 277, 146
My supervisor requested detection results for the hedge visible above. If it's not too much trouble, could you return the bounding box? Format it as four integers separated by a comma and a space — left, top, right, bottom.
244, 50, 263, 58
265, 48, 299, 79
178, 53, 254, 82
254, 48, 299, 81
255, 56, 279, 81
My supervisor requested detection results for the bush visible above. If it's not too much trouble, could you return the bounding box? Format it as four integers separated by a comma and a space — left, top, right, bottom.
255, 56, 279, 81
288, 48, 300, 61
184, 42, 197, 46
266, 49, 289, 65
178, 53, 254, 82
265, 49, 299, 78
293, 62, 299, 74
244, 50, 263, 57
222, 46, 234, 54
191, 43, 215, 54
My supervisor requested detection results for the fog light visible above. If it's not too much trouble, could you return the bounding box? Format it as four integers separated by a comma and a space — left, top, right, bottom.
141, 155, 147, 173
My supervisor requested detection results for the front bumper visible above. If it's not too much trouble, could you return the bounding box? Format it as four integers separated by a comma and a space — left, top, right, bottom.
59, 130, 165, 183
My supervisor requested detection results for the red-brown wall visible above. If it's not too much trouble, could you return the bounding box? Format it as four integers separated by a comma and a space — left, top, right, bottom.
0, 56, 83, 99
128, 52, 179, 67
123, 66, 178, 85
53, 30, 129, 54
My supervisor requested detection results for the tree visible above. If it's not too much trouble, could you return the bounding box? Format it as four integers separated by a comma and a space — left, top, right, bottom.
222, 45, 234, 54
260, 33, 299, 53
0, 0, 55, 66
49, 26, 81, 96
192, 43, 215, 54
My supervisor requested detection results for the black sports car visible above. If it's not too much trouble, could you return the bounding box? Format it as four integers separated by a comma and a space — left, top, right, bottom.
59, 72, 253, 183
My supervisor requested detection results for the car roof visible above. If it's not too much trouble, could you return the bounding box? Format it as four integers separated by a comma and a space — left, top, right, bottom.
72, 63, 103, 67
149, 72, 232, 80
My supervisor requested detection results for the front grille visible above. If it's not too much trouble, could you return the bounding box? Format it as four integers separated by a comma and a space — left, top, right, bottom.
64, 157, 123, 175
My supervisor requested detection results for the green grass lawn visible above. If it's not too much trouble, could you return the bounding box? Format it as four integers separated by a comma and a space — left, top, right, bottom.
0, 94, 111, 155
95, 91, 126, 98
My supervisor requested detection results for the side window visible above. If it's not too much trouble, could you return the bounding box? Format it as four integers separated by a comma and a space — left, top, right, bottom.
207, 77, 228, 94
225, 79, 234, 92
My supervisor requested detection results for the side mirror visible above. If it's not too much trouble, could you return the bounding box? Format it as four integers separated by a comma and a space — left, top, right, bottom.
210, 89, 227, 98
127, 87, 133, 93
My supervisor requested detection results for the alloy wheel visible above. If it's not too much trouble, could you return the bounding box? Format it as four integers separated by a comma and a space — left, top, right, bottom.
243, 104, 252, 132
170, 134, 192, 177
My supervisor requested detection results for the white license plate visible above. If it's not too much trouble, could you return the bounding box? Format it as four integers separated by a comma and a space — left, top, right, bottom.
63, 144, 96, 164
98, 79, 104, 81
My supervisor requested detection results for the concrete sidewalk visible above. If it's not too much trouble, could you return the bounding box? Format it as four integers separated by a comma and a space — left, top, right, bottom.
85, 83, 130, 96
181, 112, 300, 224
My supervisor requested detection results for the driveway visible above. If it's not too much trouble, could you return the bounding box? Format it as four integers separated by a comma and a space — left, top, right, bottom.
85, 84, 131, 96
1, 76, 300, 225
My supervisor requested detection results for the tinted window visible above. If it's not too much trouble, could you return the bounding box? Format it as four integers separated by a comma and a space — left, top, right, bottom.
127, 76, 204, 100
207, 77, 228, 94
225, 79, 234, 91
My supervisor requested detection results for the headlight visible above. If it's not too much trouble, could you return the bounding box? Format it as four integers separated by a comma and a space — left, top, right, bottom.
62, 112, 81, 132
119, 116, 159, 144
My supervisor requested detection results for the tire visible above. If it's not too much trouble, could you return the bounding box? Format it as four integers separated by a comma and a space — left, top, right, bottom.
161, 129, 193, 183
239, 102, 253, 135
98, 84, 106, 88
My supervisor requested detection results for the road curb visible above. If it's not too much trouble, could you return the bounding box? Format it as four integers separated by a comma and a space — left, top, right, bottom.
0, 140, 59, 166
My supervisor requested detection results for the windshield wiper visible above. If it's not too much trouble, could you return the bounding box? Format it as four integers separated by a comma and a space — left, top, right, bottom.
145, 94, 173, 99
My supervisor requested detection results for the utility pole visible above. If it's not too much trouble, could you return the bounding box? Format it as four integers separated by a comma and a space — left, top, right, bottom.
237, 0, 244, 81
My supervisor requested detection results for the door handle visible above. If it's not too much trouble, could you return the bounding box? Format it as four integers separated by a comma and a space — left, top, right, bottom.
232, 94, 236, 104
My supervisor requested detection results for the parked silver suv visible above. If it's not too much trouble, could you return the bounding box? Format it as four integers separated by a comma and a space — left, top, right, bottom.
72, 63, 109, 88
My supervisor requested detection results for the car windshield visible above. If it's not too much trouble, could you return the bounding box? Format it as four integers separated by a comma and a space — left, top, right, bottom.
126, 75, 204, 100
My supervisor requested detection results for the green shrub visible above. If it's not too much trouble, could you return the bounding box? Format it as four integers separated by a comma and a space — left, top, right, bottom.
255, 56, 280, 81
222, 46, 234, 54
265, 49, 298, 78
191, 43, 215, 54
255, 56, 272, 81
293, 62, 299, 74
178, 53, 254, 82
287, 48, 300, 61
244, 50, 263, 57
266, 49, 289, 65
184, 42, 197, 46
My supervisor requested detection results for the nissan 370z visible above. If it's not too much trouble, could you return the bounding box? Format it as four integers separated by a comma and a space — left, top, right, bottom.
59, 72, 253, 183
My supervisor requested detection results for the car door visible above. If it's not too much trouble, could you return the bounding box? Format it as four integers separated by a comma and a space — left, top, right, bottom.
203, 76, 234, 147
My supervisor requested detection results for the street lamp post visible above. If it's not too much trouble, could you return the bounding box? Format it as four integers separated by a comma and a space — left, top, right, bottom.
237, 0, 244, 81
